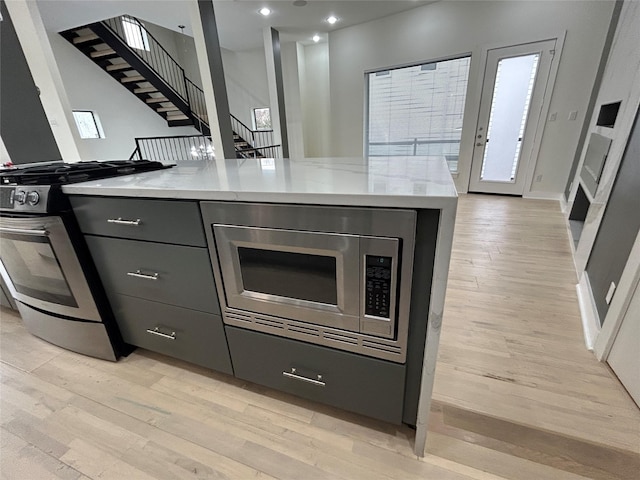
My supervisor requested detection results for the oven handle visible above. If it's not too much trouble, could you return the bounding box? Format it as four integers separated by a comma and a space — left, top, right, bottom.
0, 226, 49, 236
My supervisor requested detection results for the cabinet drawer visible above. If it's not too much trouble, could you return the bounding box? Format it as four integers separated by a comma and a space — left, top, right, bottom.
70, 196, 206, 246
226, 326, 406, 424
111, 295, 232, 374
86, 236, 220, 314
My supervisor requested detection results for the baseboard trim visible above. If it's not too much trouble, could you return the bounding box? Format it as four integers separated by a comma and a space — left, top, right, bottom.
523, 191, 564, 201
576, 273, 600, 351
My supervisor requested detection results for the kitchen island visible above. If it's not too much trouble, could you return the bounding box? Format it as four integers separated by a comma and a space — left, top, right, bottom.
63, 156, 457, 456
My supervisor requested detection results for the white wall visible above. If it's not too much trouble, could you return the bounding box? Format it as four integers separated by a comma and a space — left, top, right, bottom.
327, 0, 615, 194
281, 42, 305, 158
49, 32, 199, 161
299, 42, 331, 157
221, 47, 270, 129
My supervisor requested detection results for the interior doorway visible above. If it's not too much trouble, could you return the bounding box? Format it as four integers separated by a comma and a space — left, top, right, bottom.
469, 40, 556, 195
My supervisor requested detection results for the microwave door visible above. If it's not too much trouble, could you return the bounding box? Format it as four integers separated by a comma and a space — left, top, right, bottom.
213, 224, 361, 332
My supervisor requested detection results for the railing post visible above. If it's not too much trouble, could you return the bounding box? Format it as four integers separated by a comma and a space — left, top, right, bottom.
413, 138, 418, 156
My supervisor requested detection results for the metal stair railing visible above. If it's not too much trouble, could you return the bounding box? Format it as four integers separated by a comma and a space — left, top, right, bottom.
230, 114, 275, 150
129, 135, 280, 162
102, 15, 189, 102
96, 15, 277, 156
100, 15, 209, 133
131, 134, 215, 163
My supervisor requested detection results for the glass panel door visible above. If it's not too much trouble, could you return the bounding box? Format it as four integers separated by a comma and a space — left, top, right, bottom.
469, 40, 556, 195
480, 54, 539, 182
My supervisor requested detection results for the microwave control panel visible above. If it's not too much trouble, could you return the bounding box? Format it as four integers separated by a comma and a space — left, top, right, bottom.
365, 255, 392, 318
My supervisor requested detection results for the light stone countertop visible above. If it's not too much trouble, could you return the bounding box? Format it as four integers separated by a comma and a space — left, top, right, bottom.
62, 156, 457, 209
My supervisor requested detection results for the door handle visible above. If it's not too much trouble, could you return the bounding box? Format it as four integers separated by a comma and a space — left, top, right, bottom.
127, 270, 159, 280
282, 368, 326, 387
146, 326, 176, 340
107, 218, 141, 226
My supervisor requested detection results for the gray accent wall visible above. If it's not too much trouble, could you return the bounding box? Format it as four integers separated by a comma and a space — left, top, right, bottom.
564, 0, 623, 200
0, 1, 61, 164
586, 108, 640, 323
197, 0, 236, 159
270, 28, 289, 158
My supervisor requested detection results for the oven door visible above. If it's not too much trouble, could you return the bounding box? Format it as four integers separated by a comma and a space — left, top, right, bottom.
0, 215, 101, 322
214, 224, 361, 332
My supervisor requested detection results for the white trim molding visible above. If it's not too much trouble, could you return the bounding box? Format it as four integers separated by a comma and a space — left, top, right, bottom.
576, 272, 600, 351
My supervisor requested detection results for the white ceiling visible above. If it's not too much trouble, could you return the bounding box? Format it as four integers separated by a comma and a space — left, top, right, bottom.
36, 0, 433, 51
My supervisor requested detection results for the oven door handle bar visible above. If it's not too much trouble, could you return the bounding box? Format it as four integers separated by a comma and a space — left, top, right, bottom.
127, 270, 159, 280
282, 368, 326, 387
0, 226, 48, 236
145, 327, 176, 340
107, 218, 141, 226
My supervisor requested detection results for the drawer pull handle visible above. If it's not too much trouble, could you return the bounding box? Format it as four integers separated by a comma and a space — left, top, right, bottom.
107, 218, 141, 226
146, 327, 176, 340
127, 270, 159, 280
282, 368, 325, 387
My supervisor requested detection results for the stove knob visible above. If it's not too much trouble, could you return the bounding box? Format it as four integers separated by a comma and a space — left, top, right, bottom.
27, 191, 40, 206
15, 190, 27, 205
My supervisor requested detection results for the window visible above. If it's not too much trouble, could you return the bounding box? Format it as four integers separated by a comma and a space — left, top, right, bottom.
253, 108, 272, 130
366, 56, 471, 173
72, 111, 104, 139
122, 17, 149, 51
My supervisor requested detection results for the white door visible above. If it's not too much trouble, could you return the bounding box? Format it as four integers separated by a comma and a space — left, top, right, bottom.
469, 40, 556, 195
607, 280, 640, 407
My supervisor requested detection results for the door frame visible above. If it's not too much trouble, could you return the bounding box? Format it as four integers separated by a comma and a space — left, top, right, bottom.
464, 33, 566, 196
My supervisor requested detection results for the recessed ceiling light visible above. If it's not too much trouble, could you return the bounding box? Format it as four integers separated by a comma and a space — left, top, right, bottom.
326, 15, 338, 25
312, 34, 320, 42
259, 7, 271, 16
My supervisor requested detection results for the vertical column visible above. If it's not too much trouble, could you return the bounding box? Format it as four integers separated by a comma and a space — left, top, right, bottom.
190, 0, 236, 159
4, 0, 82, 162
264, 27, 289, 158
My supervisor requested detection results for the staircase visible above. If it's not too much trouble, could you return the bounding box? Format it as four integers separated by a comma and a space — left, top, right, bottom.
61, 15, 278, 158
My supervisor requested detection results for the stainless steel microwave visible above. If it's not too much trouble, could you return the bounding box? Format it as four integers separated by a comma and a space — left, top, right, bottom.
201, 202, 417, 363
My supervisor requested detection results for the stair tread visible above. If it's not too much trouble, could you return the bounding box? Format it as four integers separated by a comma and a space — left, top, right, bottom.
73, 33, 99, 44
134, 86, 158, 94
121, 75, 146, 83
145, 97, 170, 104
106, 63, 131, 71
157, 106, 179, 112
90, 48, 116, 58
166, 113, 189, 120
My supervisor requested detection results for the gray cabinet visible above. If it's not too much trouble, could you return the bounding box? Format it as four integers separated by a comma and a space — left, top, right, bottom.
110, 295, 231, 373
85, 236, 220, 314
70, 196, 206, 246
226, 326, 406, 424
71, 196, 230, 374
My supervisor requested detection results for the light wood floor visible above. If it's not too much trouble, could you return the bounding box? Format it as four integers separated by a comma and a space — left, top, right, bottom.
1, 194, 638, 479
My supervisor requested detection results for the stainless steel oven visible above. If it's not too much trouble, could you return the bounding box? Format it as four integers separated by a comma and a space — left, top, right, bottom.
0, 213, 119, 360
202, 202, 417, 363
0, 216, 101, 321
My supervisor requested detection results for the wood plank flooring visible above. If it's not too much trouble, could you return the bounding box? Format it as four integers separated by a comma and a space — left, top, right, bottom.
1, 194, 638, 479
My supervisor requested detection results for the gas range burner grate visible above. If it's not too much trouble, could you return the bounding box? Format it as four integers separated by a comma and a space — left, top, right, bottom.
1, 160, 169, 186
